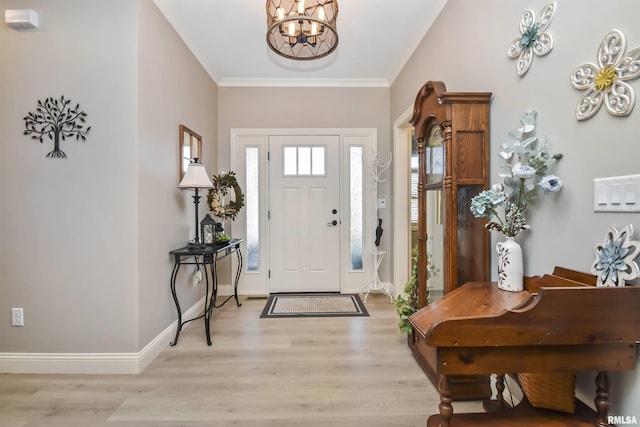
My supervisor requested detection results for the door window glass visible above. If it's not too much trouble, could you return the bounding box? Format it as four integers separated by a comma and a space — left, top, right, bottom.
283, 146, 326, 176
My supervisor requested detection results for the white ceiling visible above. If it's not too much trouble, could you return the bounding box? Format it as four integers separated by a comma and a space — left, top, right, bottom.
153, 0, 448, 87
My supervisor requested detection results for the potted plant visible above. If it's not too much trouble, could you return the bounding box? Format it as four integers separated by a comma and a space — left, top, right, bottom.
395, 245, 439, 334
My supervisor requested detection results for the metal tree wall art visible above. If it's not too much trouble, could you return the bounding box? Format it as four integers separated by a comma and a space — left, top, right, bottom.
570, 29, 640, 120
23, 95, 91, 158
507, 2, 556, 76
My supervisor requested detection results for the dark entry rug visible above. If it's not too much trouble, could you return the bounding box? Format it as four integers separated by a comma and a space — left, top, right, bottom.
260, 293, 369, 318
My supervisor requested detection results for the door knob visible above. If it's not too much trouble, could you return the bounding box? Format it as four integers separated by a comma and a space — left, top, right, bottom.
332, 209, 338, 214
327, 220, 338, 226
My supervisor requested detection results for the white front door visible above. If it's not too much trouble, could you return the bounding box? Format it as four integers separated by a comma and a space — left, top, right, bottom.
268, 135, 341, 293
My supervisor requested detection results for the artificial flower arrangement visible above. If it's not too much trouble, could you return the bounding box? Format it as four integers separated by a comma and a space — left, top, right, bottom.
470, 111, 563, 236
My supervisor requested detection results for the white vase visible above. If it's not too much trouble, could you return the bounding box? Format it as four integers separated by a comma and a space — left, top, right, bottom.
496, 236, 523, 292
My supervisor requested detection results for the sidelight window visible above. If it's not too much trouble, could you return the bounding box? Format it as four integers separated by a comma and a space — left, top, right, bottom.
245, 147, 260, 271
350, 146, 363, 270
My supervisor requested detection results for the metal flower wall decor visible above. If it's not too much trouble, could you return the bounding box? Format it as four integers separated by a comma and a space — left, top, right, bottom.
570, 29, 640, 121
507, 2, 556, 76
591, 224, 640, 287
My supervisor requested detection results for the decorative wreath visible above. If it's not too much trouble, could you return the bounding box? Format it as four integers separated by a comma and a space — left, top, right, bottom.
207, 171, 245, 221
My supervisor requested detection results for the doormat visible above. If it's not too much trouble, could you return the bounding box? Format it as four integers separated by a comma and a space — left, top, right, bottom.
260, 294, 369, 318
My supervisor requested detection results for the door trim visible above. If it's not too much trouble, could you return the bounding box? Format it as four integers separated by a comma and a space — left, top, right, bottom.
231, 128, 377, 295
393, 106, 414, 298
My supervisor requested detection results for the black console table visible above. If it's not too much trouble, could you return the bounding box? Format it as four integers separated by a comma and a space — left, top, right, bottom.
169, 239, 243, 346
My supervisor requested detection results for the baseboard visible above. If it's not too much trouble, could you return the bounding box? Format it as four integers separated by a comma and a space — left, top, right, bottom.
220, 282, 396, 297
0, 297, 205, 374
343, 281, 396, 298
575, 387, 596, 411
216, 283, 234, 296
219, 283, 391, 297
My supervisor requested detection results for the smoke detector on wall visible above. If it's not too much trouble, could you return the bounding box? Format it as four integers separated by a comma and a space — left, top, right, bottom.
5, 9, 39, 29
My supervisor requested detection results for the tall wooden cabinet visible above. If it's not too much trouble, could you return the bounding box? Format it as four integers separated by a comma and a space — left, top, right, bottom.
408, 81, 492, 399
409, 81, 492, 308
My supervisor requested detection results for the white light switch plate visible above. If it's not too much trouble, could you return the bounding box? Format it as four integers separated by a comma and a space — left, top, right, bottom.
594, 174, 640, 212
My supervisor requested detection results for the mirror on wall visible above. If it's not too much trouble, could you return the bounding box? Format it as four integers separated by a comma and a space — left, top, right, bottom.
179, 124, 202, 182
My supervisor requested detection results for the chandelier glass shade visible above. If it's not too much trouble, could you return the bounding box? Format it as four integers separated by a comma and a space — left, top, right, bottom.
266, 0, 338, 60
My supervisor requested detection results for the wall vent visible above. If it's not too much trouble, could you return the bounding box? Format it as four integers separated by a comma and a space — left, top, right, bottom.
5, 9, 39, 29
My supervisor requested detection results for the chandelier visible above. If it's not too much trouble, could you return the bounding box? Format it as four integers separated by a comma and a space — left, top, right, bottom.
266, 0, 339, 60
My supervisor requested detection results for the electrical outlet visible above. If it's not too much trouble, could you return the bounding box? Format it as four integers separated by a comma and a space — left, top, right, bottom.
11, 308, 24, 327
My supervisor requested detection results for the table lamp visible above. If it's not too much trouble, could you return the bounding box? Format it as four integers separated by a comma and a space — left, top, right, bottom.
178, 159, 213, 250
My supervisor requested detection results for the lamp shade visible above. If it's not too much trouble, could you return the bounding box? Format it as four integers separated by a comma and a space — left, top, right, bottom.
178, 163, 213, 189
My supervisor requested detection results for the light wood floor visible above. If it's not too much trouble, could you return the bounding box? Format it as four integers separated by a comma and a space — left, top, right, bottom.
0, 294, 483, 426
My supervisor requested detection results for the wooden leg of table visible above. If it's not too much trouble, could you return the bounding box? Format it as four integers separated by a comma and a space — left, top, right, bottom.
482, 373, 510, 413
496, 374, 506, 407
438, 374, 453, 427
594, 371, 610, 427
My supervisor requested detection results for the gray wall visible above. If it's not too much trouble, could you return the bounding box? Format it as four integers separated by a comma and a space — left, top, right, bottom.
137, 0, 218, 349
391, 0, 640, 416
217, 86, 392, 279
0, 0, 218, 354
1, 0, 139, 353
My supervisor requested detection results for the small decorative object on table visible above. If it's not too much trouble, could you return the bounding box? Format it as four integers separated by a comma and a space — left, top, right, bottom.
591, 224, 640, 287
470, 111, 563, 291
178, 160, 214, 251
215, 222, 228, 243
200, 214, 216, 245
496, 236, 524, 292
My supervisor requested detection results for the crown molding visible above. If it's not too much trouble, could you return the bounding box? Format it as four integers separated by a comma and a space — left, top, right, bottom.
218, 77, 390, 88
